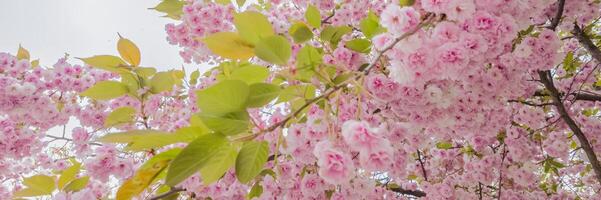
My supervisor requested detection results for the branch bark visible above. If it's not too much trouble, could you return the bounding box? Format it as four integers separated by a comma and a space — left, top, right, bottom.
572, 24, 601, 65
547, 0, 565, 31
538, 70, 601, 184
388, 186, 427, 197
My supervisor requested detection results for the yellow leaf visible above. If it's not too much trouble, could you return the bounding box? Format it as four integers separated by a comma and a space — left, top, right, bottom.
17, 45, 30, 61
201, 32, 254, 60
105, 106, 137, 127
63, 176, 89, 192
13, 175, 56, 197
116, 160, 170, 200
117, 34, 141, 66
30, 59, 39, 68
58, 161, 81, 190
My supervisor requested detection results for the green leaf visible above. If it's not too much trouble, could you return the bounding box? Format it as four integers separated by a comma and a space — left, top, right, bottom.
151, 0, 185, 20
165, 133, 228, 186
198, 111, 250, 136
78, 55, 128, 73
333, 73, 354, 85
117, 160, 170, 200
13, 175, 56, 197
200, 144, 238, 184
399, 0, 416, 6
236, 0, 247, 7
229, 65, 270, 84
58, 161, 81, 190
190, 70, 200, 85
234, 11, 274, 44
80, 81, 128, 100
360, 11, 385, 39
203, 32, 255, 60
150, 70, 182, 93
254, 35, 291, 65
105, 106, 137, 127
296, 45, 323, 69
305, 5, 321, 28
98, 130, 201, 151
289, 23, 314, 43
63, 176, 89, 192
247, 83, 281, 107
248, 182, 264, 199
345, 39, 372, 53
134, 67, 157, 78
436, 141, 454, 150
320, 26, 352, 46
196, 80, 250, 115
235, 141, 269, 183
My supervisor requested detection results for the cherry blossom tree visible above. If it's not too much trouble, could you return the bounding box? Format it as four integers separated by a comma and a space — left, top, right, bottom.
2, 0, 601, 199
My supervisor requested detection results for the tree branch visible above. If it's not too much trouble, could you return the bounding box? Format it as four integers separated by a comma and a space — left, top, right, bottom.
388, 186, 427, 197
416, 150, 428, 182
150, 187, 185, 200
547, 0, 565, 31
572, 24, 601, 65
538, 70, 601, 184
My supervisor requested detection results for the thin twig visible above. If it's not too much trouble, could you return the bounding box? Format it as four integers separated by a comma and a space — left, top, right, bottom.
417, 150, 428, 182
546, 0, 565, 31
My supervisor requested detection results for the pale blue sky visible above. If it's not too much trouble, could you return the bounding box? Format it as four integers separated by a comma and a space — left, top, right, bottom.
0, 0, 196, 71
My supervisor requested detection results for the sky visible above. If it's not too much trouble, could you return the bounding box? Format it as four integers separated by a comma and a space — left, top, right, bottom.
0, 0, 202, 138
0, 0, 195, 71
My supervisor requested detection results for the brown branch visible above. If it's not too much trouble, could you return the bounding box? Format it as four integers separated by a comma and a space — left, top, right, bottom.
150, 187, 185, 200
388, 186, 427, 197
507, 99, 553, 107
416, 150, 428, 182
572, 24, 601, 65
547, 0, 565, 31
538, 70, 601, 184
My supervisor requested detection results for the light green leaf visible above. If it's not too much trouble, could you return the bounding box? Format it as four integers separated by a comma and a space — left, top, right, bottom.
196, 80, 250, 115
247, 83, 281, 107
151, 70, 182, 94
98, 130, 201, 151
236, 0, 247, 7
151, 0, 185, 20
320, 26, 352, 46
165, 133, 228, 186
200, 144, 238, 184
58, 161, 81, 190
235, 141, 269, 183
78, 55, 129, 73
80, 81, 128, 100
399, 0, 416, 6
63, 176, 89, 193
234, 11, 274, 44
345, 39, 372, 53
254, 35, 291, 65
105, 106, 137, 127
198, 111, 250, 136
296, 45, 322, 69
13, 175, 56, 197
360, 11, 385, 39
134, 67, 157, 78
436, 141, 454, 150
305, 5, 321, 28
229, 65, 269, 84
289, 23, 313, 43
203, 32, 255, 60
189, 70, 200, 85
248, 182, 264, 199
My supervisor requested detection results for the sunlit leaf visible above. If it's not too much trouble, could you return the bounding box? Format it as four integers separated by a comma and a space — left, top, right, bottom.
196, 80, 250, 115
165, 133, 228, 186
234, 11, 274, 44
151, 0, 185, 19
13, 175, 56, 197
105, 106, 136, 127
229, 65, 269, 84
58, 161, 81, 190
198, 111, 250, 136
254, 35, 291, 65
117, 160, 170, 200
247, 83, 281, 108
150, 70, 182, 93
305, 5, 321, 28
235, 141, 269, 183
117, 35, 141, 66
80, 81, 129, 100
289, 23, 313, 43
63, 176, 89, 192
202, 32, 255, 60
248, 182, 264, 199
17, 45, 30, 60
345, 39, 371, 53
98, 130, 202, 151
199, 144, 238, 184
